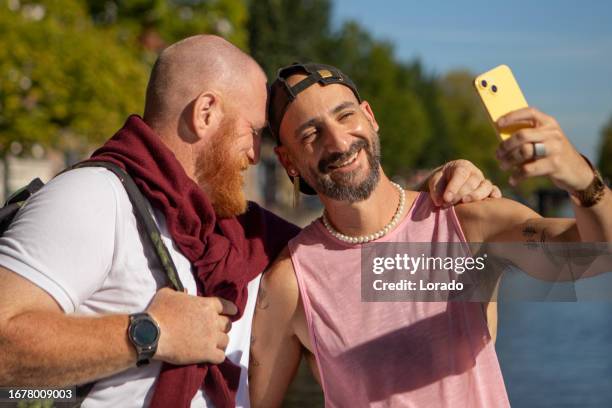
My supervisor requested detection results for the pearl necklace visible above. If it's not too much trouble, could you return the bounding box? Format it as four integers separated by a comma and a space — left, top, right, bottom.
321, 182, 406, 244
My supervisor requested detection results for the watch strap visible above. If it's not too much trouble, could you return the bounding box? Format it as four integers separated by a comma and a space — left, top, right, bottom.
128, 312, 160, 367
571, 155, 607, 208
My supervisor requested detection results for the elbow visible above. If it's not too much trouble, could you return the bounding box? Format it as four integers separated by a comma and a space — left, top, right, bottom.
0, 332, 15, 385
250, 394, 282, 408
0, 366, 13, 387
0, 319, 25, 386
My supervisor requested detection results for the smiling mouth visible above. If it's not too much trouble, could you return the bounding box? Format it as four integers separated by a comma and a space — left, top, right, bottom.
328, 149, 360, 171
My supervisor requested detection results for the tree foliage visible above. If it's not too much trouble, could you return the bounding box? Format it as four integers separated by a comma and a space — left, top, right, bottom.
248, 0, 331, 77
0, 1, 148, 155
320, 22, 431, 176
2, 0, 601, 195
0, 0, 249, 158
85, 0, 249, 55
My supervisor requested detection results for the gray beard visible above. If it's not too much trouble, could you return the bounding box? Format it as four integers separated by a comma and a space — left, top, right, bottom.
307, 135, 381, 203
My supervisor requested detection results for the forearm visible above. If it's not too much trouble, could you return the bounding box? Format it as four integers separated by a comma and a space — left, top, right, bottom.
249, 334, 302, 408
571, 187, 612, 242
0, 311, 135, 387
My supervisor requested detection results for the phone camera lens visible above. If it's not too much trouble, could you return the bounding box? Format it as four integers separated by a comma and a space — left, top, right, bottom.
480, 80, 488, 88
491, 85, 498, 93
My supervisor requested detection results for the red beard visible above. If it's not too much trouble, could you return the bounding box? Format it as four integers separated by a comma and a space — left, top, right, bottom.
195, 117, 249, 218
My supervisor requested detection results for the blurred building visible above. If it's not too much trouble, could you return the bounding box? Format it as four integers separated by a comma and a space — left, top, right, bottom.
0, 150, 65, 203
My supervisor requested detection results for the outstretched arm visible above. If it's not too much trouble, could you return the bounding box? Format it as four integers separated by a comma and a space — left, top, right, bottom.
457, 196, 609, 284
455, 107, 611, 281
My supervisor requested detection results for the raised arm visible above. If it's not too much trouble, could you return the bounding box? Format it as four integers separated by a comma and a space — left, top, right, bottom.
249, 248, 305, 408
455, 107, 611, 281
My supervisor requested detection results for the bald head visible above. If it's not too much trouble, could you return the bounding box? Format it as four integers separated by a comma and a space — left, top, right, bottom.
143, 35, 264, 126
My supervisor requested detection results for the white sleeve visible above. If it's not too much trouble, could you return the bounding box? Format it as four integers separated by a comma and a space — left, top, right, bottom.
0, 168, 119, 313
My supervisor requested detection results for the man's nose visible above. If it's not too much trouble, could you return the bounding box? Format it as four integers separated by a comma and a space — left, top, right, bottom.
247, 133, 261, 165
322, 122, 351, 153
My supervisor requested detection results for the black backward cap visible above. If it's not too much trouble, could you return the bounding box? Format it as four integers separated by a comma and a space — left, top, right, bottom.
268, 62, 362, 195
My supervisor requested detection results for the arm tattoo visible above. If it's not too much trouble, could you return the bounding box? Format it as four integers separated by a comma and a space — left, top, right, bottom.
523, 224, 557, 259
522, 225, 539, 250
248, 335, 260, 382
249, 351, 261, 368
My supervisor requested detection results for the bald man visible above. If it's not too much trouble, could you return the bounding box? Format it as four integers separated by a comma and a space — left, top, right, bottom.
0, 36, 499, 407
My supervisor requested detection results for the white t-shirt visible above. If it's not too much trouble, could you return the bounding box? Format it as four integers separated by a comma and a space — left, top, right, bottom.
0, 167, 259, 407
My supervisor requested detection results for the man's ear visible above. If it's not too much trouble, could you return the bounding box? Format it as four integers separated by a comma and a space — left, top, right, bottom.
360, 100, 379, 132
192, 91, 221, 137
274, 145, 299, 176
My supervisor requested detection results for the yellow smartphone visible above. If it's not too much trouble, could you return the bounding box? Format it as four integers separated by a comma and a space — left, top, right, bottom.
473, 64, 528, 140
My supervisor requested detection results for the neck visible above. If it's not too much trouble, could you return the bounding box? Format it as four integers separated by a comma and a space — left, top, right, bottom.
321, 172, 407, 237
148, 120, 197, 181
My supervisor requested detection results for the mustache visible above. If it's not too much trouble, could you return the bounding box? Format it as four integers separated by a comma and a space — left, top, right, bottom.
318, 139, 369, 174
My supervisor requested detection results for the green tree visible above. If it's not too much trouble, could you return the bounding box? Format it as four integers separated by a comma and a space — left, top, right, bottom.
249, 10, 433, 178
320, 22, 431, 176
597, 115, 612, 182
1, 0, 251, 155
434, 70, 501, 181
416, 69, 549, 194
85, 0, 249, 57
247, 0, 332, 77
0, 0, 148, 156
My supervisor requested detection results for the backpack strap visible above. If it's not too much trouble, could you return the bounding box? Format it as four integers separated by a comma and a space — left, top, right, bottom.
0, 178, 45, 233
0, 162, 187, 407
73, 161, 185, 292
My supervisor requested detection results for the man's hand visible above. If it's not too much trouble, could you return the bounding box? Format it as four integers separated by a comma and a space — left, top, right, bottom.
427, 159, 502, 206
495, 107, 593, 192
147, 288, 237, 365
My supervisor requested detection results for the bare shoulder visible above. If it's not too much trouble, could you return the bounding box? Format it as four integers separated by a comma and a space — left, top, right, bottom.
454, 197, 540, 242
262, 247, 298, 294
258, 247, 300, 316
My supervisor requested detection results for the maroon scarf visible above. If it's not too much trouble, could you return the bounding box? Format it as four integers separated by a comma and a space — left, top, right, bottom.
88, 115, 300, 407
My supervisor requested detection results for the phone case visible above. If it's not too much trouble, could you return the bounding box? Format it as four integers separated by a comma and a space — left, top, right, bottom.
473, 64, 528, 140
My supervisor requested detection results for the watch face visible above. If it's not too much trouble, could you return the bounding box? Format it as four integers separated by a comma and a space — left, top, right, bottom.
131, 319, 159, 347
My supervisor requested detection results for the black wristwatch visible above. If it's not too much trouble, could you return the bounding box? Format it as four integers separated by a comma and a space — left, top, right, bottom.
128, 312, 160, 367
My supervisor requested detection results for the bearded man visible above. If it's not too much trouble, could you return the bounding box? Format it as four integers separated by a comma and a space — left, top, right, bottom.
0, 38, 500, 408
249, 63, 611, 407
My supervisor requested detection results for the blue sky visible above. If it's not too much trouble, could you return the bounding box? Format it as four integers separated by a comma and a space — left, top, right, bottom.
331, 0, 612, 161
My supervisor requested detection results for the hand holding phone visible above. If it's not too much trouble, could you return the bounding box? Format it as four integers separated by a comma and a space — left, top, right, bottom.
473, 65, 595, 194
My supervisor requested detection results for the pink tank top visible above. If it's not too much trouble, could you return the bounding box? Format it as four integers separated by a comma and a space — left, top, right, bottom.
288, 192, 509, 407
